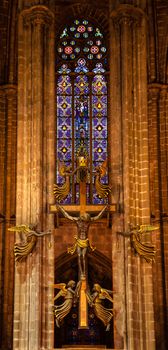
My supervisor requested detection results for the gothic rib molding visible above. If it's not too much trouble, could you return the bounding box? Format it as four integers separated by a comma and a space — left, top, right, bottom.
110, 4, 148, 26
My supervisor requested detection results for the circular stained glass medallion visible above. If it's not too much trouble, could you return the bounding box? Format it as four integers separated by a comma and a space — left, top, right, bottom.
64, 46, 73, 54
90, 46, 99, 54
88, 54, 93, 59
83, 47, 89, 52
75, 33, 80, 38
77, 25, 86, 33
96, 53, 102, 59
78, 58, 86, 66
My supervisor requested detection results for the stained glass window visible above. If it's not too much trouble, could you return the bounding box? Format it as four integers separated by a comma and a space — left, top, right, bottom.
56, 20, 109, 204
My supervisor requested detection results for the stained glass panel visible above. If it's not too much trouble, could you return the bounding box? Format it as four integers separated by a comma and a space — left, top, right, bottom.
92, 139, 107, 161
92, 117, 107, 138
56, 19, 109, 205
57, 75, 72, 95
57, 96, 72, 117
57, 117, 72, 139
92, 95, 107, 116
92, 75, 107, 95
74, 75, 89, 95
75, 95, 90, 154
57, 139, 72, 161
57, 19, 107, 63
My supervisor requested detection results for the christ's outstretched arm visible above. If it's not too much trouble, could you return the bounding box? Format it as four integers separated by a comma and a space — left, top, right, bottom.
57, 204, 78, 221
91, 205, 109, 222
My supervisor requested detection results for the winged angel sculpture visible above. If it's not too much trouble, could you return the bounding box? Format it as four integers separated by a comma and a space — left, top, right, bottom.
52, 280, 81, 327
86, 283, 114, 331
118, 224, 158, 263
8, 225, 51, 262
53, 161, 72, 202
95, 159, 111, 199
54, 159, 111, 203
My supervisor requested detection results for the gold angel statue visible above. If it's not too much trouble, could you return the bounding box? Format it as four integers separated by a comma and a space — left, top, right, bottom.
95, 160, 111, 199
86, 283, 114, 331
52, 280, 81, 327
117, 224, 158, 263
8, 224, 51, 262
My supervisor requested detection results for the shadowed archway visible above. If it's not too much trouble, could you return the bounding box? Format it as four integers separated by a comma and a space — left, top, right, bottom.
54, 250, 114, 348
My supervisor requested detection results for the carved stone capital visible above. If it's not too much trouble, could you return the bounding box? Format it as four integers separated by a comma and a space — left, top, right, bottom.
111, 4, 147, 28
21, 5, 54, 28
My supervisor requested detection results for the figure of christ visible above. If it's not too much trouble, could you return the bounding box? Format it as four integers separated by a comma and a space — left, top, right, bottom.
57, 204, 108, 278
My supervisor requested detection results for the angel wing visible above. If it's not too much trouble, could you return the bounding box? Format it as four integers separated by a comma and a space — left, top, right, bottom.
8, 224, 33, 235
137, 225, 159, 234
131, 233, 156, 263
99, 288, 114, 303
51, 283, 67, 301
53, 180, 70, 202
8, 225, 37, 262
95, 160, 111, 199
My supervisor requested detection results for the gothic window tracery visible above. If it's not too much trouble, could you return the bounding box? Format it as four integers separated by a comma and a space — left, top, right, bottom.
56, 19, 109, 204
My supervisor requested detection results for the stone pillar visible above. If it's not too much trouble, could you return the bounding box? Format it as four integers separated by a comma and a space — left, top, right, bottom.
148, 84, 167, 350
110, 4, 156, 349
0, 85, 17, 350
158, 86, 168, 343
13, 5, 55, 350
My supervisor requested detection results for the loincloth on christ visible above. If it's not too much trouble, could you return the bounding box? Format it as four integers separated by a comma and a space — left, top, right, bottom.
67, 236, 96, 255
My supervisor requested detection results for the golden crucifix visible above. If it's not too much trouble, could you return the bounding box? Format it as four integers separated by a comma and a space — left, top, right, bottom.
50, 157, 116, 328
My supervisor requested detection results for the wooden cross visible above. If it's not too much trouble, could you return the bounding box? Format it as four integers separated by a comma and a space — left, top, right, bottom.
49, 163, 116, 329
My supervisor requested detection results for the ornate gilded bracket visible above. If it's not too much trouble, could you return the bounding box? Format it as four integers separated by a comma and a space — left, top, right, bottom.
8, 225, 51, 262
117, 224, 158, 263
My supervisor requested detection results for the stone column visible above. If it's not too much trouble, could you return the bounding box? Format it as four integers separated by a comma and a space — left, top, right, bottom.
148, 84, 167, 350
0, 85, 17, 350
109, 11, 134, 349
158, 86, 168, 343
13, 5, 55, 350
110, 4, 156, 350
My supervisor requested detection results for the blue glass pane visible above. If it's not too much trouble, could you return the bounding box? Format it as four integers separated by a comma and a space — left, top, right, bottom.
93, 189, 107, 204
75, 96, 90, 154
57, 75, 72, 95
57, 117, 72, 138
57, 96, 72, 117
92, 139, 107, 161
92, 75, 107, 95
92, 95, 107, 116
57, 139, 72, 161
92, 117, 107, 138
74, 75, 89, 95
